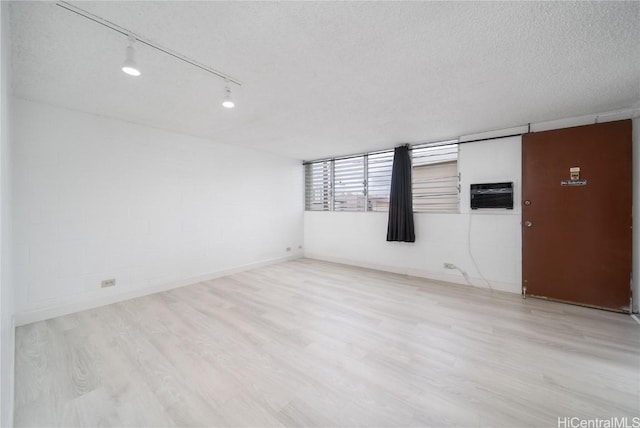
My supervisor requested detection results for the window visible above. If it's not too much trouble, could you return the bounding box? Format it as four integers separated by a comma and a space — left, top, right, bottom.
304, 141, 459, 213
304, 152, 393, 212
333, 156, 366, 211
366, 151, 393, 211
304, 160, 332, 211
411, 142, 459, 213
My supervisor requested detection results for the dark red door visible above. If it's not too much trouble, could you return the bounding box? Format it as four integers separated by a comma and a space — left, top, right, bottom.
522, 120, 632, 312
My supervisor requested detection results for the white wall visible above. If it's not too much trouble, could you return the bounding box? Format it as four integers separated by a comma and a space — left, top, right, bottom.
305, 136, 522, 294
633, 118, 639, 313
12, 98, 303, 324
0, 1, 14, 426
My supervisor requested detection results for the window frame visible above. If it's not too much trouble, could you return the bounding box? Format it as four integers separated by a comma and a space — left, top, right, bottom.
304, 140, 460, 213
410, 142, 460, 214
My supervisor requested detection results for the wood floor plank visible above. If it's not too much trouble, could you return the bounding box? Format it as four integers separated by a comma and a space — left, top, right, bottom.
14, 258, 640, 427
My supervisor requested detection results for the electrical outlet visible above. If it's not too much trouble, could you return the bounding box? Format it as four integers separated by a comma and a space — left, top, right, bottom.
444, 263, 456, 270
101, 278, 116, 288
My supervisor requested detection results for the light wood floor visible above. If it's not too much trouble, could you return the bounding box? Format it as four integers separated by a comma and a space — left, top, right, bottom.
14, 258, 640, 427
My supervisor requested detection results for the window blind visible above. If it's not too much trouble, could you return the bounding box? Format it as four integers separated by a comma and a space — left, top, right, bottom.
304, 141, 459, 213
366, 150, 393, 212
304, 160, 332, 211
411, 142, 459, 213
333, 156, 365, 211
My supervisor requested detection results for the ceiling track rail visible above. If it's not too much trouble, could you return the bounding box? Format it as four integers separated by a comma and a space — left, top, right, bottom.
56, 1, 242, 86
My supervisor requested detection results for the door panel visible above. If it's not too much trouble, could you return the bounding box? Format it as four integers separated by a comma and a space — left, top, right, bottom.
522, 120, 632, 312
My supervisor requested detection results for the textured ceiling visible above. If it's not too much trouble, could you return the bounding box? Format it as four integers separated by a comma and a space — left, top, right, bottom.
9, 1, 640, 160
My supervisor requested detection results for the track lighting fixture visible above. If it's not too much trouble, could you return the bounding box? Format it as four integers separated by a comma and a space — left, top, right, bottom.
222, 82, 235, 109
121, 35, 141, 76
57, 1, 242, 107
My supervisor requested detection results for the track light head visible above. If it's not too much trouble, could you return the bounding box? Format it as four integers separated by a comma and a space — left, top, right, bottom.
222, 85, 235, 109
122, 36, 141, 76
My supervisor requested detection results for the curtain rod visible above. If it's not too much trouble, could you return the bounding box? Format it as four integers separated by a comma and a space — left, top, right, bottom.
302, 106, 640, 164
302, 129, 527, 164
302, 141, 458, 165
458, 132, 524, 145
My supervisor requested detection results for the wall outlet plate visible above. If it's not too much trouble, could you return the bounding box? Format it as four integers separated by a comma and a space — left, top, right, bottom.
101, 278, 116, 288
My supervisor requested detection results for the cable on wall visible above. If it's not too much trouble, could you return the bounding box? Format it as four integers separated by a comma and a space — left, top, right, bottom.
467, 212, 493, 292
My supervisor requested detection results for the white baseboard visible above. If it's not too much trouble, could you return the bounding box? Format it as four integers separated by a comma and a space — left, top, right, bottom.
303, 252, 521, 294
15, 255, 301, 326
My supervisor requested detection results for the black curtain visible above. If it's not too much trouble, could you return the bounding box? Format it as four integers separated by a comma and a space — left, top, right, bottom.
387, 145, 415, 242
